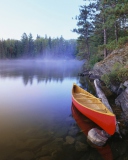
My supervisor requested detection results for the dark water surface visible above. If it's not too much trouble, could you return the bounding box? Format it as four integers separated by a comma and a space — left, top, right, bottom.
0, 60, 128, 160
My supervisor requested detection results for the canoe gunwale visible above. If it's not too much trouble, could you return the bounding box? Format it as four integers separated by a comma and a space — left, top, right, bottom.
72, 83, 116, 135
72, 84, 115, 116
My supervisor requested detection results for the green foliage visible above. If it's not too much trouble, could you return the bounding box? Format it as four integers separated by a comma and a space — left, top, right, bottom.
75, 0, 128, 60
73, 3, 96, 60
0, 33, 77, 59
112, 62, 123, 70
101, 74, 110, 87
87, 54, 103, 69
106, 40, 116, 51
76, 37, 88, 60
117, 37, 128, 47
104, 36, 128, 51
101, 62, 128, 87
117, 68, 128, 82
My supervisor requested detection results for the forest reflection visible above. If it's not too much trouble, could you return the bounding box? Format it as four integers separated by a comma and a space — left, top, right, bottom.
0, 59, 83, 85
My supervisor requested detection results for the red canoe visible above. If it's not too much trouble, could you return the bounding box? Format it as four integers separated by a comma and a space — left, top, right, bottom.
72, 83, 116, 135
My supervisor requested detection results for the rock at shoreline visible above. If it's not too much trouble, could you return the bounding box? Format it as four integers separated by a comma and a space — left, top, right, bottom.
124, 81, 128, 88
92, 46, 128, 78
87, 45, 128, 113
87, 128, 109, 147
115, 88, 128, 115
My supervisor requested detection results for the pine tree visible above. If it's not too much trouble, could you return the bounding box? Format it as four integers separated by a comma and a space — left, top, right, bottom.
73, 3, 95, 60
28, 33, 34, 57
21, 33, 29, 56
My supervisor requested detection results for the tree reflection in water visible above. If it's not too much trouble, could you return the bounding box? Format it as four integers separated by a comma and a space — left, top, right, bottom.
0, 59, 83, 85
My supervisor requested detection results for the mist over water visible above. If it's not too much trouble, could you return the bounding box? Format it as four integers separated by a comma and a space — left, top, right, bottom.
0, 59, 83, 84
0, 59, 85, 159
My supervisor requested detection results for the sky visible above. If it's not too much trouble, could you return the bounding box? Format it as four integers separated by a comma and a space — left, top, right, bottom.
0, 0, 85, 40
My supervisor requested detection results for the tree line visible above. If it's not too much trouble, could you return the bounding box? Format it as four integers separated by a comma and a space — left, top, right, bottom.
73, 0, 128, 65
0, 33, 77, 59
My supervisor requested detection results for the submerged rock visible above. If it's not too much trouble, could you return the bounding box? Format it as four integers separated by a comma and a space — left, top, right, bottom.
36, 138, 63, 158
68, 126, 79, 136
75, 141, 88, 151
25, 139, 49, 151
14, 151, 35, 160
65, 136, 75, 144
38, 156, 52, 160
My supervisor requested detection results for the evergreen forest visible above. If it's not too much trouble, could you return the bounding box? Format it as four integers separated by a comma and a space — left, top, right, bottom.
73, 0, 128, 68
0, 33, 76, 59
1, 0, 128, 63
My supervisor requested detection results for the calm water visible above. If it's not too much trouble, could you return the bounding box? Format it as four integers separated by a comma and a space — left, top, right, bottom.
0, 60, 128, 160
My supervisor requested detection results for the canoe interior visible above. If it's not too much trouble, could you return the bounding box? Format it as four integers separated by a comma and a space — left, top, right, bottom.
72, 84, 114, 115
72, 83, 116, 135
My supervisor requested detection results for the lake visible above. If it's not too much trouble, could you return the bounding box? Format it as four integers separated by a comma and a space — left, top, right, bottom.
0, 59, 128, 160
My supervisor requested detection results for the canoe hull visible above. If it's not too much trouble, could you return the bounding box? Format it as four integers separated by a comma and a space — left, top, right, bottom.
72, 85, 116, 135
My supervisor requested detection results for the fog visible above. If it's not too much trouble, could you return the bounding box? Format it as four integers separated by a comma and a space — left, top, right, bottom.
0, 59, 84, 85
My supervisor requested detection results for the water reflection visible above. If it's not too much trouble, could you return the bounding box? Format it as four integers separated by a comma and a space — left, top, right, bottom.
0, 60, 128, 159
0, 60, 84, 160
79, 76, 96, 96
71, 103, 113, 160
0, 60, 83, 85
